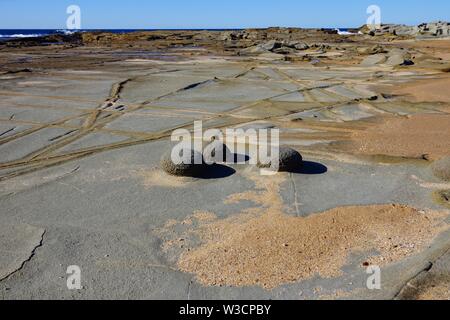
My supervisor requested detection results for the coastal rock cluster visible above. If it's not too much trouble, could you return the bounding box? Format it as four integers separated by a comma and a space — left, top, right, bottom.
238, 39, 311, 56
2, 22, 448, 51
161, 144, 304, 176
0, 27, 343, 52
360, 48, 414, 66
361, 21, 450, 38
218, 27, 339, 42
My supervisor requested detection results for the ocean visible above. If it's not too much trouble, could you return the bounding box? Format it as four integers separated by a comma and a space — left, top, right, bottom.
0, 29, 149, 41
0, 29, 239, 41
0, 28, 355, 41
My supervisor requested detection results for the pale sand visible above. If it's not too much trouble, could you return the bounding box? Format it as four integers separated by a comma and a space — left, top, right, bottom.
138, 168, 191, 188
400, 273, 450, 300
391, 76, 450, 103
160, 172, 449, 289
416, 282, 450, 300
349, 114, 450, 161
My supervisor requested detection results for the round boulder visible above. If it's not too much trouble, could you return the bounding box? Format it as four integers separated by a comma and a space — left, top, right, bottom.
160, 148, 205, 177
432, 157, 450, 181
203, 140, 233, 164
258, 146, 303, 172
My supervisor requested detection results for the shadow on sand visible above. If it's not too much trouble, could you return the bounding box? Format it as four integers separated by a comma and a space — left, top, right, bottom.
224, 153, 251, 164
190, 160, 326, 179
195, 164, 236, 179
291, 161, 328, 175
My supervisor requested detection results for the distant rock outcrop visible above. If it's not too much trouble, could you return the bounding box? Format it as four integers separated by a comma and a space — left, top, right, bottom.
360, 21, 450, 38
360, 48, 415, 67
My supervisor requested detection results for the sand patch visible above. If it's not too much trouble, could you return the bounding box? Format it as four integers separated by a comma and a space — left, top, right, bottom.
433, 190, 450, 208
403, 39, 450, 60
390, 76, 450, 103
138, 168, 191, 188
159, 171, 449, 289
415, 280, 450, 300
349, 114, 450, 161
416, 282, 450, 300
175, 205, 448, 289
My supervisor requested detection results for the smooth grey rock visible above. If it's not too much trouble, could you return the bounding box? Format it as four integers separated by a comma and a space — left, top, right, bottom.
432, 157, 450, 181
257, 52, 286, 61
357, 45, 386, 55
203, 140, 232, 164
260, 40, 282, 51
240, 40, 283, 55
273, 47, 296, 54
283, 40, 309, 50
160, 149, 205, 177
258, 146, 303, 172
361, 54, 387, 66
386, 54, 408, 66
361, 21, 450, 38
239, 45, 268, 55
0, 223, 45, 280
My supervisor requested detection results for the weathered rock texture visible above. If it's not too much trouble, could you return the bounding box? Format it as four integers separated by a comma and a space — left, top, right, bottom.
432, 157, 450, 181
360, 21, 450, 38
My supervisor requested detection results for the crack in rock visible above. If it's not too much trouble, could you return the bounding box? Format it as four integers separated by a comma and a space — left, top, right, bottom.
0, 226, 45, 282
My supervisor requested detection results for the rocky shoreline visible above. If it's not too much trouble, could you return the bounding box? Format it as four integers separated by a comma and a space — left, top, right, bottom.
1, 22, 449, 72
360, 21, 450, 38
2, 21, 449, 50
0, 21, 449, 300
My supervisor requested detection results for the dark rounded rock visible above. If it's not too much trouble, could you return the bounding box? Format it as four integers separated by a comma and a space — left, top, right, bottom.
257, 146, 303, 172
401, 59, 415, 66
203, 140, 233, 164
160, 148, 205, 177
432, 157, 450, 181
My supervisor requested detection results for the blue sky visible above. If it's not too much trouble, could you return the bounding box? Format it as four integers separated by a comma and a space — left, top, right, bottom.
1, 0, 449, 29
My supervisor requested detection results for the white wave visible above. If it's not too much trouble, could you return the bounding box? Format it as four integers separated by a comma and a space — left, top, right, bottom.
56, 29, 77, 35
0, 33, 44, 38
335, 28, 355, 35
